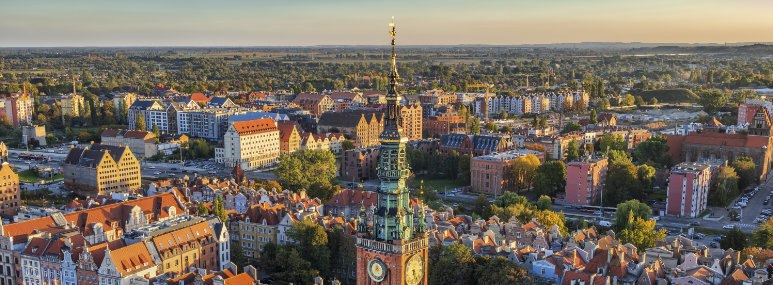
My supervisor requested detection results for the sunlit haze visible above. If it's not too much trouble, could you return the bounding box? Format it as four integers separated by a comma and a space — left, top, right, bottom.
2, 0, 773, 47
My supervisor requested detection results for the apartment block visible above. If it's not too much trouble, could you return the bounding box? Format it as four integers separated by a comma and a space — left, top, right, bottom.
666, 162, 712, 218
564, 158, 609, 206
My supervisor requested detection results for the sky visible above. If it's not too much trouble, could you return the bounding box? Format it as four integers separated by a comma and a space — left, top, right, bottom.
1, 0, 773, 47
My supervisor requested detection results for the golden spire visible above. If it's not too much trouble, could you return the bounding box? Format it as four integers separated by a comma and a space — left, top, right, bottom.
388, 16, 399, 87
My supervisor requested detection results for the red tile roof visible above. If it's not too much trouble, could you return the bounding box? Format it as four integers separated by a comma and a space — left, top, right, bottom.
232, 118, 278, 136
190, 93, 211, 103
2, 193, 184, 243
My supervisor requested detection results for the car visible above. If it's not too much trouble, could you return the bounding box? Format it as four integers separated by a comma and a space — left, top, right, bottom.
723, 224, 736, 230
710, 241, 719, 248
713, 236, 722, 241
208, 171, 217, 174
446, 193, 455, 197
593, 211, 604, 216
171, 167, 178, 171
153, 171, 161, 175
261, 277, 274, 284
148, 166, 157, 169
690, 221, 701, 226
598, 221, 612, 227
649, 216, 660, 221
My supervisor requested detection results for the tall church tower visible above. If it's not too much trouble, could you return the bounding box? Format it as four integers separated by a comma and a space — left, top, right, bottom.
356, 18, 429, 285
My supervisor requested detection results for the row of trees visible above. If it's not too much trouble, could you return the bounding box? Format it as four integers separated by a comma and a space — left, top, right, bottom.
407, 148, 472, 183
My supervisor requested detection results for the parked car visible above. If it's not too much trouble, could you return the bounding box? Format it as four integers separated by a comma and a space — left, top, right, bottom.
598, 220, 612, 227
723, 224, 736, 230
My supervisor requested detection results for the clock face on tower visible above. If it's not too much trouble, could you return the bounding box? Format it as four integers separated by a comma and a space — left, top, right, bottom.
368, 258, 387, 282
405, 254, 425, 285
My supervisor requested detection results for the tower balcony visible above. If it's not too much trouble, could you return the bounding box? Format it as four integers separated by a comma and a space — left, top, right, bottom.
356, 236, 428, 254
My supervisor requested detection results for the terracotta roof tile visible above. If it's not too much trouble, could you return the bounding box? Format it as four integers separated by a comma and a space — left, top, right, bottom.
232, 118, 278, 136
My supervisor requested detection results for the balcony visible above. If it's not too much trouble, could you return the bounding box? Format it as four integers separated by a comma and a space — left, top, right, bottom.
356, 237, 428, 254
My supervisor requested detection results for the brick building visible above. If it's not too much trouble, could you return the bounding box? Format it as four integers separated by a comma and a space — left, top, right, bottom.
666, 162, 712, 218
666, 108, 773, 181
0, 162, 20, 217
470, 149, 544, 194
564, 157, 608, 206
63, 144, 142, 196
318, 111, 383, 148
340, 147, 380, 182
423, 113, 465, 138
292, 93, 334, 116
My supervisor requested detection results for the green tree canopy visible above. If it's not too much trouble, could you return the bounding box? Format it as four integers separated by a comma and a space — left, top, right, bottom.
710, 166, 740, 207
561, 122, 583, 134
618, 215, 666, 250
605, 150, 641, 205
565, 140, 580, 162
752, 218, 773, 250
589, 109, 598, 124
532, 161, 566, 197
732, 156, 757, 190
721, 228, 749, 250
536, 195, 552, 210
699, 89, 728, 115
598, 134, 627, 152
507, 154, 541, 192
616, 200, 652, 229
134, 113, 146, 131
276, 149, 337, 193
632, 135, 671, 168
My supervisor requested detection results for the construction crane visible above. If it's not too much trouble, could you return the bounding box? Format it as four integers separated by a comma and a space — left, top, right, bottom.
466, 83, 494, 120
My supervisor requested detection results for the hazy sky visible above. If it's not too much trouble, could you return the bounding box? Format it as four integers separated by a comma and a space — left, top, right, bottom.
2, 0, 772, 47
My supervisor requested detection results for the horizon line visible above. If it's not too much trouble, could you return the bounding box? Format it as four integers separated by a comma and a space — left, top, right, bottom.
2, 41, 773, 49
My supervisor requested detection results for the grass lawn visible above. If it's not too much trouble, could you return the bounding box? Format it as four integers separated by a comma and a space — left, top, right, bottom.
17, 169, 64, 183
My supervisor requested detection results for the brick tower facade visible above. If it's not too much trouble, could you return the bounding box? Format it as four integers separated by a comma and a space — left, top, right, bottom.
355, 19, 429, 285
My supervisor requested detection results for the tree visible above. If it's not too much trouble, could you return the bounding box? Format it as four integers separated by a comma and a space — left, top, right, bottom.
533, 161, 566, 196
211, 196, 227, 222
598, 134, 627, 152
710, 166, 740, 206
648, 97, 658, 105
327, 228, 356, 283
637, 164, 657, 191
197, 203, 209, 216
287, 219, 331, 276
341, 140, 355, 151
308, 181, 341, 202
428, 244, 476, 285
721, 228, 749, 250
605, 150, 640, 205
618, 215, 666, 250
276, 149, 337, 193
507, 154, 541, 192
134, 113, 146, 131
534, 209, 568, 235
634, 95, 645, 106
589, 109, 598, 124
616, 200, 651, 229
484, 122, 497, 133
565, 140, 580, 162
473, 256, 532, 285
561, 122, 583, 134
752, 218, 773, 250
632, 135, 671, 168
536, 195, 552, 211
621, 94, 635, 106
598, 98, 611, 110
699, 89, 728, 115
732, 157, 757, 190
474, 194, 490, 218
151, 124, 160, 137
469, 119, 481, 135
458, 154, 471, 184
